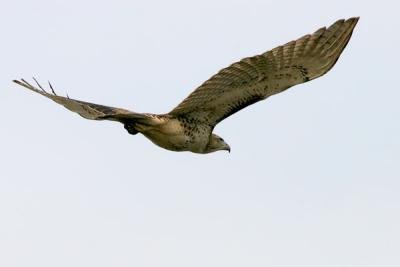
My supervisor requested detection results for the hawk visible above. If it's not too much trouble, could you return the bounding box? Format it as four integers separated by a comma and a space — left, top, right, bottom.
14, 17, 359, 153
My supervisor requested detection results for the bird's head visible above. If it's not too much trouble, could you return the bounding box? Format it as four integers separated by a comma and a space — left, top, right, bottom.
204, 133, 231, 153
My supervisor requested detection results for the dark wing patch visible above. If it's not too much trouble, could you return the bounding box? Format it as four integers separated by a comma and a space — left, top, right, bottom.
215, 94, 265, 124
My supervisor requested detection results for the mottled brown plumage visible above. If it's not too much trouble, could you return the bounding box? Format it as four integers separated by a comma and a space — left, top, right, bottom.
13, 17, 359, 153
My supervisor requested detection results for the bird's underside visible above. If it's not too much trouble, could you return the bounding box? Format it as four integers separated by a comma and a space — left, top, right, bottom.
13, 17, 359, 154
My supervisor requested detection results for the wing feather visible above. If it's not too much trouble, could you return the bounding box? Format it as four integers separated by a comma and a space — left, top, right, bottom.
13, 79, 149, 123
169, 17, 359, 126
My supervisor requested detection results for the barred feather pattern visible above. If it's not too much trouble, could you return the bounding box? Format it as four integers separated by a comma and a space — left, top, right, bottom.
169, 17, 359, 126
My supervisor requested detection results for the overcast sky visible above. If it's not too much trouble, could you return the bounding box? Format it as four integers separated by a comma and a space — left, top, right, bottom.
1, 0, 399, 266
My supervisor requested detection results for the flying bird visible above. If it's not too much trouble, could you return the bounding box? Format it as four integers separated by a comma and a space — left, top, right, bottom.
14, 17, 359, 154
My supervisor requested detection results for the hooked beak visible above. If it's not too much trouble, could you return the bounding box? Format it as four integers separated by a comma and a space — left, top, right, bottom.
226, 146, 231, 153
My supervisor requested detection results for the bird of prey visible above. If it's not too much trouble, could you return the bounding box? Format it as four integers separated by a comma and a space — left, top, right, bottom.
14, 17, 359, 154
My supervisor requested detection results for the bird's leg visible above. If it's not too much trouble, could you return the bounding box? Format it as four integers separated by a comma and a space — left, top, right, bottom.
124, 122, 139, 135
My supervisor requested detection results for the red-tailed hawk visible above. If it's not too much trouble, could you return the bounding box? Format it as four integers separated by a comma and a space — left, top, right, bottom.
14, 17, 359, 153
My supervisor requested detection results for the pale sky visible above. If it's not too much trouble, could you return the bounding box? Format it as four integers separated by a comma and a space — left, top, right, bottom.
1, 0, 399, 267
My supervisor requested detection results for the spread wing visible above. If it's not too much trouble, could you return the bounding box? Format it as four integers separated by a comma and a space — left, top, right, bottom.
13, 79, 149, 123
169, 17, 359, 126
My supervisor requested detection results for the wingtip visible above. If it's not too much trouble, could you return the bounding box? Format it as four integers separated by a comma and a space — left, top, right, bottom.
13, 79, 24, 85
334, 17, 359, 27
349, 17, 360, 33
347, 16, 360, 26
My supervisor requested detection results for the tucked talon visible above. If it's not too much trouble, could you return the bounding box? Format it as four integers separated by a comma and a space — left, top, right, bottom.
124, 123, 138, 135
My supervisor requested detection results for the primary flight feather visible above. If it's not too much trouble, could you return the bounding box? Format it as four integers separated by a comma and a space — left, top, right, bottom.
14, 17, 359, 153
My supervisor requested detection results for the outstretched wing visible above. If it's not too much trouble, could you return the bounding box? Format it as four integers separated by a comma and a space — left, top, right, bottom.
13, 79, 149, 123
169, 17, 359, 126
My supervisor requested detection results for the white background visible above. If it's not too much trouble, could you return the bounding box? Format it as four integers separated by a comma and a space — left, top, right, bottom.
1, 0, 399, 266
